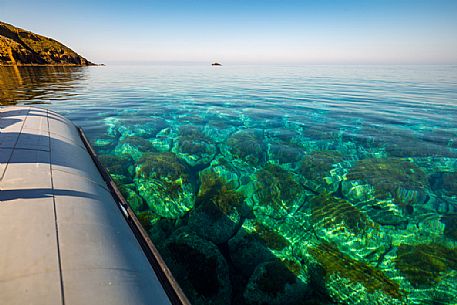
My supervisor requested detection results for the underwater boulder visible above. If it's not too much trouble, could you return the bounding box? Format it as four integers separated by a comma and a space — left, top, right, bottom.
164, 230, 231, 305
386, 137, 457, 158
226, 129, 267, 166
92, 135, 117, 153
117, 183, 145, 211
173, 125, 217, 167
364, 200, 409, 226
206, 155, 246, 189
268, 143, 304, 164
188, 171, 246, 244
99, 154, 134, 180
115, 135, 155, 161
228, 226, 277, 278
121, 136, 154, 152
266, 127, 301, 142
135, 211, 157, 234
429, 172, 457, 197
119, 117, 169, 139
252, 163, 307, 216
309, 193, 376, 237
135, 152, 194, 218
142, 117, 169, 137
346, 158, 429, 207
244, 260, 311, 305
146, 216, 183, 250
308, 242, 404, 305
251, 222, 290, 251
306, 193, 392, 262
299, 150, 345, 193
302, 123, 340, 141
243, 109, 285, 129
395, 243, 457, 289
441, 214, 457, 241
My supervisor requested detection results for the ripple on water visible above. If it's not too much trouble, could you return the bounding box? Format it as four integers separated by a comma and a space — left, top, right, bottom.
1, 65, 457, 305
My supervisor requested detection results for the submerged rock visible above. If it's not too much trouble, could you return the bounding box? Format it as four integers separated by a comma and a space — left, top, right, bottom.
347, 157, 428, 206
441, 214, 457, 241
115, 135, 155, 161
188, 171, 246, 244
386, 138, 457, 158
268, 143, 304, 164
92, 135, 117, 153
121, 136, 154, 152
118, 183, 145, 211
308, 242, 403, 304
309, 193, 376, 236
244, 260, 311, 305
164, 230, 231, 305
147, 217, 183, 250
429, 172, 457, 197
135, 152, 194, 218
228, 226, 277, 278
253, 163, 307, 215
299, 150, 345, 193
253, 222, 290, 251
226, 129, 267, 166
99, 154, 134, 180
395, 243, 457, 288
173, 125, 217, 167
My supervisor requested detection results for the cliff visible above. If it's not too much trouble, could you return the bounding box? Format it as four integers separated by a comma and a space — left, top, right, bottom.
0, 21, 94, 66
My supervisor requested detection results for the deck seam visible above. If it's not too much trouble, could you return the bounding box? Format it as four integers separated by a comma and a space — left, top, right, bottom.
0, 107, 29, 182
51, 167, 111, 191
47, 109, 66, 305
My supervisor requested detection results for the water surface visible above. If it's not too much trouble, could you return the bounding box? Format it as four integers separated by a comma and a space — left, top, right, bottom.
1, 65, 457, 305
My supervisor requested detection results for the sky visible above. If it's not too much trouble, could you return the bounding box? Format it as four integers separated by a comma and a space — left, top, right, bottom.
1, 0, 456, 64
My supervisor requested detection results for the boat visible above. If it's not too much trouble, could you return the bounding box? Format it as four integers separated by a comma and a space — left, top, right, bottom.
0, 106, 190, 305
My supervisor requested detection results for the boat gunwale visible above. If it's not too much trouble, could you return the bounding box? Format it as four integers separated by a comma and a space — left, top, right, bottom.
77, 126, 191, 305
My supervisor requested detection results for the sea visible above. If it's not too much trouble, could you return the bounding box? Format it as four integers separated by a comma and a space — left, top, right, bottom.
1, 65, 457, 305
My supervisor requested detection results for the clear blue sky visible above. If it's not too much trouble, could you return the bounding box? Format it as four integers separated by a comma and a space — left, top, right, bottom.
1, 0, 456, 64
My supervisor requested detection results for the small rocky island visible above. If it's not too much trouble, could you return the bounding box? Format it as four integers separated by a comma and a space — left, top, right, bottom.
0, 21, 94, 66
212, 62, 222, 66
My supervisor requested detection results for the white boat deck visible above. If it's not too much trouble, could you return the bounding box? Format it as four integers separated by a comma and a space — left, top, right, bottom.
0, 106, 172, 305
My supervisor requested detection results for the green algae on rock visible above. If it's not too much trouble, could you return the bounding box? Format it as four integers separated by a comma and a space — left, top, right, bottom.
86, 72, 457, 305
135, 152, 194, 218
268, 143, 304, 164
137, 152, 189, 181
254, 163, 304, 213
347, 157, 428, 205
308, 242, 403, 302
299, 150, 346, 193
99, 154, 134, 180
188, 171, 246, 244
121, 136, 154, 152
310, 193, 376, 236
395, 243, 457, 288
226, 130, 267, 166
254, 222, 290, 251
299, 150, 344, 180
174, 125, 217, 166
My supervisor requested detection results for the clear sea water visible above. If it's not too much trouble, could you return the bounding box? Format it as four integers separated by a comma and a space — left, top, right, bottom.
1, 65, 457, 305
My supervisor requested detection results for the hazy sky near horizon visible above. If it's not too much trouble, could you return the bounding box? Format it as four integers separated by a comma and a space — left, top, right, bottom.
1, 0, 456, 64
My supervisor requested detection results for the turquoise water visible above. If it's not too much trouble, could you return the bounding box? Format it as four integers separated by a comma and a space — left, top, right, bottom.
1, 65, 457, 304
